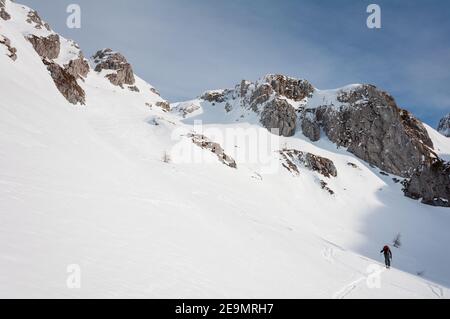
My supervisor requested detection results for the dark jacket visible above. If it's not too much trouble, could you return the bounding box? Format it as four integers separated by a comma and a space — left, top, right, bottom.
380, 246, 392, 259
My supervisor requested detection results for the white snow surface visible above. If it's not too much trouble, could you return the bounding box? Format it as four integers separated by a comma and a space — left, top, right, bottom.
1, 0, 450, 298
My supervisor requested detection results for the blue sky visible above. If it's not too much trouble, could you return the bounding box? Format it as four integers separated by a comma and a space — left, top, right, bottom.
21, 0, 450, 126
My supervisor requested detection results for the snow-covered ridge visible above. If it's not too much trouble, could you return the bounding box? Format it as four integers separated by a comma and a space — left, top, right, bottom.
3, 0, 83, 67
1, 0, 168, 107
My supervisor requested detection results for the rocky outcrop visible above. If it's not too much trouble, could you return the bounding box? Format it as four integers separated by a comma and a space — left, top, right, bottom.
174, 102, 200, 118
304, 85, 434, 177
404, 159, 450, 207
438, 113, 450, 137
301, 110, 321, 142
150, 87, 160, 96
201, 90, 229, 103
128, 85, 140, 92
0, 0, 10, 20
320, 180, 335, 195
249, 83, 273, 111
189, 134, 237, 168
280, 149, 337, 178
155, 101, 170, 112
26, 10, 51, 30
92, 48, 136, 87
27, 34, 60, 60
260, 98, 297, 137
64, 53, 89, 79
0, 35, 17, 61
264, 74, 314, 102
43, 59, 85, 105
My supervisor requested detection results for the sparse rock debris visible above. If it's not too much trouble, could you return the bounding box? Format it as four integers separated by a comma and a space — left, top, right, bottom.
0, 35, 17, 61
280, 149, 337, 178
156, 101, 170, 112
189, 134, 237, 169
438, 113, 450, 137
320, 180, 335, 195
347, 162, 359, 169
26, 10, 50, 30
128, 85, 140, 93
92, 48, 136, 88
150, 87, 160, 96
173, 102, 200, 118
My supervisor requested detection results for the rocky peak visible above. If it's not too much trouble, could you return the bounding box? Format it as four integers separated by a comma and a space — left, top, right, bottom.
301, 84, 434, 178
92, 48, 136, 88
263, 74, 314, 102
438, 113, 450, 137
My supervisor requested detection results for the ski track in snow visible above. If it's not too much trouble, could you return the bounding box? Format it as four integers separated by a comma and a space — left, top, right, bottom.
427, 283, 444, 299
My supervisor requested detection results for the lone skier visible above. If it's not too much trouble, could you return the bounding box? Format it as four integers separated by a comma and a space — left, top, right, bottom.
380, 245, 392, 269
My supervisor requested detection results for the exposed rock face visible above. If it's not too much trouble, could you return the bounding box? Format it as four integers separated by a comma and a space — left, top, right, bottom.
301, 110, 321, 142
249, 83, 273, 111
189, 134, 237, 168
280, 149, 337, 178
404, 159, 450, 207
260, 98, 297, 137
201, 90, 229, 103
27, 34, 60, 60
92, 49, 135, 87
150, 87, 160, 96
26, 10, 51, 30
306, 85, 434, 177
264, 74, 314, 102
0, 35, 17, 61
64, 53, 89, 79
438, 113, 450, 137
43, 59, 85, 105
0, 0, 10, 20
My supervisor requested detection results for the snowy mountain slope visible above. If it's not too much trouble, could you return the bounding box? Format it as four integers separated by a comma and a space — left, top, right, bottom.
1, 0, 450, 298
